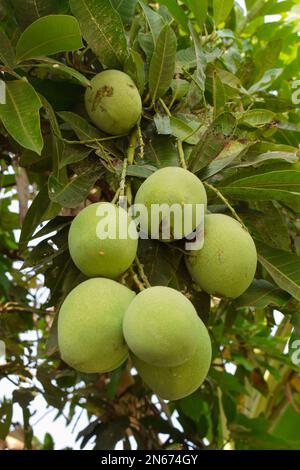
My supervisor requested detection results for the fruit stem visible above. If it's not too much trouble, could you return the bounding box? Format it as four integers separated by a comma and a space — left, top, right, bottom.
127, 127, 138, 165
130, 267, 145, 291
135, 257, 151, 288
204, 182, 248, 231
177, 140, 187, 169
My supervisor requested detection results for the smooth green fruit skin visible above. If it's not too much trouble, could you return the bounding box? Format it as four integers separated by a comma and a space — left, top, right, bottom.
85, 70, 142, 135
132, 319, 212, 401
186, 214, 257, 298
123, 286, 202, 367
58, 278, 135, 373
134, 167, 207, 240
68, 202, 138, 279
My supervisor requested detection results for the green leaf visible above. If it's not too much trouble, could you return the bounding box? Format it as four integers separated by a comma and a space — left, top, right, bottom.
0, 28, 16, 68
256, 240, 300, 301
220, 170, 300, 210
0, 79, 43, 154
159, 1, 189, 32
124, 49, 145, 94
48, 165, 104, 208
111, 0, 137, 25
188, 113, 236, 173
235, 280, 290, 309
149, 24, 177, 102
59, 143, 92, 169
201, 140, 250, 179
170, 115, 202, 144
19, 186, 59, 249
58, 111, 104, 141
143, 135, 179, 168
139, 1, 165, 43
213, 69, 226, 117
240, 109, 275, 127
10, 0, 63, 29
213, 0, 234, 25
185, 0, 208, 30
70, 0, 128, 69
30, 58, 91, 88
233, 151, 298, 168
16, 15, 83, 62
170, 79, 189, 102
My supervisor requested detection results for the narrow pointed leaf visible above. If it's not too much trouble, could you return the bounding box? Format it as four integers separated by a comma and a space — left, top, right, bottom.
149, 24, 177, 102
0, 79, 43, 154
0, 28, 16, 68
256, 241, 300, 301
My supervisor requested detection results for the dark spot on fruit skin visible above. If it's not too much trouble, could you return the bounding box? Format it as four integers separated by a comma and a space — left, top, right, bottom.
128, 83, 135, 89
92, 85, 113, 111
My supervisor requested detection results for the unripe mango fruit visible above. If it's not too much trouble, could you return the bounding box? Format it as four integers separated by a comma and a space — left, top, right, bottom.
85, 70, 142, 135
123, 286, 203, 367
134, 167, 207, 240
186, 214, 257, 298
68, 202, 138, 279
132, 319, 212, 400
58, 278, 135, 373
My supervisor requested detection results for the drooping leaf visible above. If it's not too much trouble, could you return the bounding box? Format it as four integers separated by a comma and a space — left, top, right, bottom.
256, 240, 300, 301
220, 170, 300, 210
16, 15, 83, 62
30, 58, 91, 88
235, 280, 290, 309
70, 0, 128, 69
48, 165, 104, 208
149, 24, 177, 102
0, 79, 43, 154
240, 109, 275, 128
188, 113, 236, 173
139, 1, 165, 43
185, 0, 208, 30
57, 111, 104, 141
0, 28, 16, 68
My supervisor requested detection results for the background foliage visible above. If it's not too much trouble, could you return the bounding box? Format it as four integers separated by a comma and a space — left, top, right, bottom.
1, 0, 300, 450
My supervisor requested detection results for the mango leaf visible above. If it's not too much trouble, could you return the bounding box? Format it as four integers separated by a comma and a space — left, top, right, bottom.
143, 135, 179, 168
59, 143, 92, 169
19, 186, 60, 250
170, 115, 202, 144
248, 68, 283, 94
16, 15, 83, 62
235, 280, 290, 309
213, 0, 234, 25
48, 165, 104, 208
220, 170, 300, 210
188, 113, 236, 173
111, 0, 137, 25
189, 24, 206, 92
240, 109, 275, 127
185, 0, 208, 30
0, 28, 16, 68
127, 164, 155, 178
30, 58, 90, 88
233, 151, 298, 168
139, 1, 165, 43
154, 113, 171, 134
149, 24, 177, 102
10, 0, 63, 29
246, 201, 290, 251
70, 0, 128, 69
159, 0, 189, 32
213, 69, 226, 117
0, 79, 43, 154
170, 79, 189, 102
124, 49, 145, 94
201, 140, 250, 179
58, 111, 104, 141
175, 47, 197, 73
255, 240, 300, 301
254, 39, 283, 79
